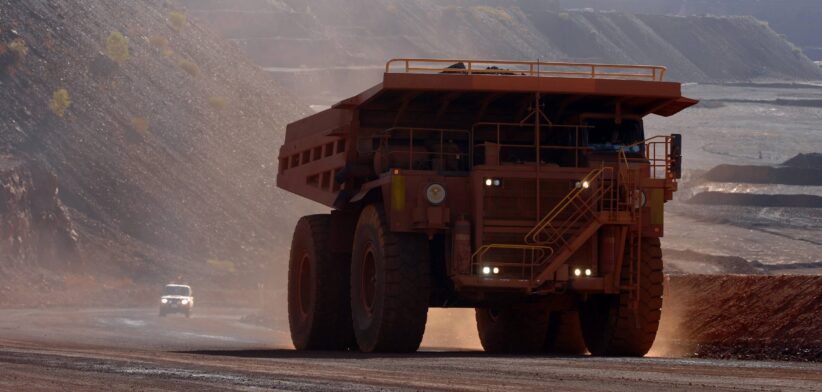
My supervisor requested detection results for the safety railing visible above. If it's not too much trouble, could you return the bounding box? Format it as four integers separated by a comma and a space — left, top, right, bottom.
471, 167, 620, 282
524, 167, 616, 246
386, 59, 667, 81
470, 244, 554, 280
619, 135, 676, 180
471, 122, 591, 168
363, 127, 473, 172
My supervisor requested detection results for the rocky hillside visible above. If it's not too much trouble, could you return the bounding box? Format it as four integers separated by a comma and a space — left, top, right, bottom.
564, 0, 822, 60
0, 0, 309, 296
181, 0, 822, 104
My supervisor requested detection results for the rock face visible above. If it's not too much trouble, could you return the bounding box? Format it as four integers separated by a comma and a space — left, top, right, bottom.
0, 156, 80, 276
563, 0, 822, 61
0, 0, 308, 287
181, 0, 822, 104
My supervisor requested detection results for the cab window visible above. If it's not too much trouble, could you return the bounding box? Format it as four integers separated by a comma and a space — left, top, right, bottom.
585, 119, 644, 154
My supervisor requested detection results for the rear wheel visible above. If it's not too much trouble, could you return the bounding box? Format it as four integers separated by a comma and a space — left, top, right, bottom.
288, 215, 355, 350
476, 304, 550, 354
579, 236, 664, 356
350, 204, 430, 353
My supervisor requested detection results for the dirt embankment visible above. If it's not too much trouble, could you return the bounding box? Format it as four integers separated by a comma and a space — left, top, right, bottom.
0, 0, 312, 301
658, 275, 822, 362
685, 153, 822, 207
701, 153, 822, 186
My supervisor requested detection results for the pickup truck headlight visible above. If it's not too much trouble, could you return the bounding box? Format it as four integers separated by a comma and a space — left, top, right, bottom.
181, 299, 190, 305
161, 298, 168, 304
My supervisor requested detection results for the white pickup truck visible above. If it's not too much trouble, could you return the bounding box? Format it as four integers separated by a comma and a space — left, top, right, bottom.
159, 284, 194, 318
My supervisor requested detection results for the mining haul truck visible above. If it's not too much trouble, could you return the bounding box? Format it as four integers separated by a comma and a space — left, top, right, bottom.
277, 59, 697, 355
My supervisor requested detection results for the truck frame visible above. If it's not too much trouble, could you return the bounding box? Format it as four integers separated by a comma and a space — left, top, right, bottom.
278, 59, 697, 355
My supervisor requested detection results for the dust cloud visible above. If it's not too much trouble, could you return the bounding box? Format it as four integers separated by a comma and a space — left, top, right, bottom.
421, 309, 483, 350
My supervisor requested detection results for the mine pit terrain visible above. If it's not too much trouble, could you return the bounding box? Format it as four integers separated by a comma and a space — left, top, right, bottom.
1, 0, 821, 390
0, 274, 820, 391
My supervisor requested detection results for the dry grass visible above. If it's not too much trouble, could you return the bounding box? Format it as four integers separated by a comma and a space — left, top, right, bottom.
208, 96, 227, 110
1, 38, 28, 75
177, 58, 200, 77
148, 35, 169, 49
130, 117, 150, 136
474, 6, 513, 22
169, 11, 188, 31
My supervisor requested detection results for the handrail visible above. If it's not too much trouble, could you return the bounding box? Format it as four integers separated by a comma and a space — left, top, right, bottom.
368, 127, 474, 171
386, 58, 667, 81
472, 122, 590, 168
523, 168, 608, 244
619, 135, 673, 180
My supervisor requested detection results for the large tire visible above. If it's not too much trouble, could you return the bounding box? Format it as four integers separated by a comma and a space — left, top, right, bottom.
476, 304, 550, 354
350, 204, 430, 353
288, 215, 355, 350
579, 236, 664, 356
544, 310, 588, 355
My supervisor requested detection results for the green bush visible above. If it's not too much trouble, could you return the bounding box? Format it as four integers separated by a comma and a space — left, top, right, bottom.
169, 12, 188, 31
177, 59, 200, 77
106, 31, 130, 64
49, 89, 72, 117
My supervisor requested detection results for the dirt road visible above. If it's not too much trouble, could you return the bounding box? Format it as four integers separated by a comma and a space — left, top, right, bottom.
0, 307, 820, 391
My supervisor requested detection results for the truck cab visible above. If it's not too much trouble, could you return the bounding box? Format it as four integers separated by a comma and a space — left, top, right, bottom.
277, 59, 696, 355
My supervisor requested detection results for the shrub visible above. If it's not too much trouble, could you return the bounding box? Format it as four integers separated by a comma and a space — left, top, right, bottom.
148, 35, 169, 49
169, 12, 188, 31
0, 38, 28, 75
130, 117, 150, 135
177, 59, 199, 77
105, 31, 130, 64
161, 47, 174, 58
8, 38, 28, 59
208, 96, 227, 110
475, 6, 513, 22
49, 88, 72, 117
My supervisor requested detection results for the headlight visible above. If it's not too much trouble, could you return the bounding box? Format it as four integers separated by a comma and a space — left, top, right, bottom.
161, 298, 168, 304
484, 178, 503, 187
182, 299, 190, 305
425, 183, 447, 205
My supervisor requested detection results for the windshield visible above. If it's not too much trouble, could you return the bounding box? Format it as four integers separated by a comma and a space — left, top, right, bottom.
585, 119, 644, 153
163, 285, 191, 296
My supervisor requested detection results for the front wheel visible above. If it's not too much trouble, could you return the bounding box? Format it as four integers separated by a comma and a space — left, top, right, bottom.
350, 204, 430, 353
287, 215, 355, 350
579, 236, 664, 356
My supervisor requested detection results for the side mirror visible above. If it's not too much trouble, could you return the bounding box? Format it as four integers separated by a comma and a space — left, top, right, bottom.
670, 134, 682, 179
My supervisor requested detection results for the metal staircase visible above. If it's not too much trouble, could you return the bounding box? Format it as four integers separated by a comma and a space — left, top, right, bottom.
471, 167, 624, 285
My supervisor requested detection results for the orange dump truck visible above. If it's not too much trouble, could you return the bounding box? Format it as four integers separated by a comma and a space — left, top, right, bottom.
278, 59, 697, 355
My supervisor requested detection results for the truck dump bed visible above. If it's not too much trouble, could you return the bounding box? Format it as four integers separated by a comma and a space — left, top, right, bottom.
278, 59, 696, 207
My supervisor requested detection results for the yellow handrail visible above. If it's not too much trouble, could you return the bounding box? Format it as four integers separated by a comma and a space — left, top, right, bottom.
386, 58, 667, 81
523, 168, 604, 244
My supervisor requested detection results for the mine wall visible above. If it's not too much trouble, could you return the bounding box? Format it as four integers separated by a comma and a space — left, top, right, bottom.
0, 156, 81, 276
